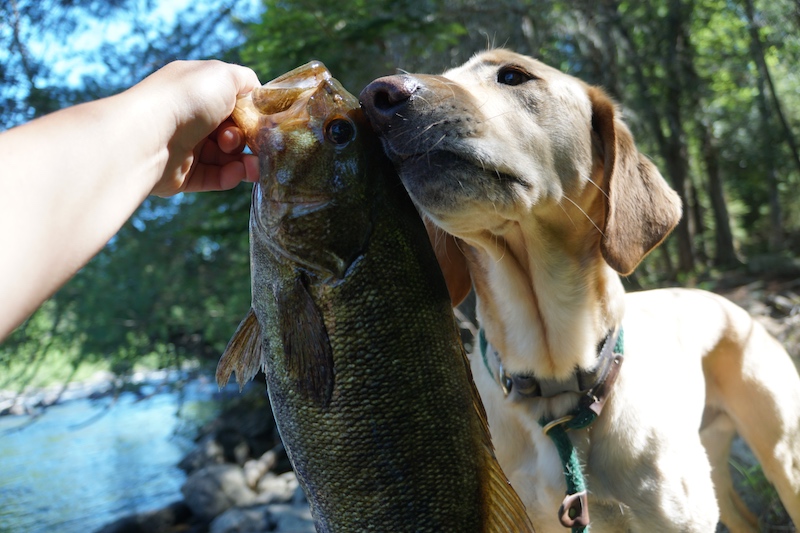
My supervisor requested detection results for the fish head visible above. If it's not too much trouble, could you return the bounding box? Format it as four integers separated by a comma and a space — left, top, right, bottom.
233, 61, 376, 281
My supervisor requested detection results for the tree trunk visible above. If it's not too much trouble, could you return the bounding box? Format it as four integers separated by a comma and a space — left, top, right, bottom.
699, 124, 739, 266
690, 180, 708, 266
751, 40, 784, 250
663, 0, 695, 273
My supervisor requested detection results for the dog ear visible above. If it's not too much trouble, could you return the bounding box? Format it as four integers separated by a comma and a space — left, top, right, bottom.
588, 86, 682, 275
424, 217, 472, 306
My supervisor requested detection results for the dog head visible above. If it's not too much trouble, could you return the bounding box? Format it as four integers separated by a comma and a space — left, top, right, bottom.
360, 49, 681, 303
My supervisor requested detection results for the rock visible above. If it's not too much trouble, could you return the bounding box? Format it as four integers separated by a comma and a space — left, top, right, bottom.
0, 399, 26, 416
244, 447, 281, 489
181, 464, 258, 522
209, 503, 314, 533
256, 472, 299, 504
243, 459, 266, 490
268, 503, 315, 533
178, 433, 226, 474
216, 427, 251, 465
767, 293, 799, 316
92, 501, 191, 533
209, 505, 273, 533
196, 390, 277, 461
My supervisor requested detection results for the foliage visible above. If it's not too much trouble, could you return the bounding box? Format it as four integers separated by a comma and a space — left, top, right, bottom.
240, 0, 466, 91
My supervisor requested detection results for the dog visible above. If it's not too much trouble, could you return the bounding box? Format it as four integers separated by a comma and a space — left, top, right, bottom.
360, 49, 800, 532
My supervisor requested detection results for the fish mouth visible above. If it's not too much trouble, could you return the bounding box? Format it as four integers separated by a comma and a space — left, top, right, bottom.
250, 61, 332, 115
232, 61, 352, 145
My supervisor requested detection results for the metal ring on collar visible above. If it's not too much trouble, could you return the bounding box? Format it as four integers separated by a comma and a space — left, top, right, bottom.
542, 414, 575, 435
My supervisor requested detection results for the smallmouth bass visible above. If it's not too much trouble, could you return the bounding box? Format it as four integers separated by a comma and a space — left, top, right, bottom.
217, 62, 534, 533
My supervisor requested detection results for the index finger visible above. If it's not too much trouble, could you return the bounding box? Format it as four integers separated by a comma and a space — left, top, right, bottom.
230, 64, 261, 97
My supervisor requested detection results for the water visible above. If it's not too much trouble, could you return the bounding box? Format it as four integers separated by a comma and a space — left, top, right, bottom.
0, 378, 221, 533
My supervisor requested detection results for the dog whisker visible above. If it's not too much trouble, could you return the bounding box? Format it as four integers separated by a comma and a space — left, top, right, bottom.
586, 176, 609, 200
563, 195, 606, 238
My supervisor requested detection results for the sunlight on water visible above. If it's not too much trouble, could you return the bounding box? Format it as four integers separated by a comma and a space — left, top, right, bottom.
0, 380, 219, 533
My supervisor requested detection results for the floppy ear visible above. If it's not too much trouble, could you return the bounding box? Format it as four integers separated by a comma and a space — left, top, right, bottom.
588, 87, 682, 275
424, 217, 472, 306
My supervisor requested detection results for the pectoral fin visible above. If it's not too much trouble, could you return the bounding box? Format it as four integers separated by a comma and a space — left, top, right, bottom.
276, 273, 334, 406
216, 308, 264, 390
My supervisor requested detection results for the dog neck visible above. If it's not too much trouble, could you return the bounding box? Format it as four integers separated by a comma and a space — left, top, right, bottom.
464, 214, 625, 381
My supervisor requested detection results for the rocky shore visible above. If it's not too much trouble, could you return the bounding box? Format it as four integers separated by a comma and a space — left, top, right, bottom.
95, 384, 314, 533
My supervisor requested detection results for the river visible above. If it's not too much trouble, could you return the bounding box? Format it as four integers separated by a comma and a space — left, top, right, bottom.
0, 376, 223, 533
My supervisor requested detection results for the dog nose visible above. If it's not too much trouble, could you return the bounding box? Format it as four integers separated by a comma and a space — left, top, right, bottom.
359, 76, 418, 130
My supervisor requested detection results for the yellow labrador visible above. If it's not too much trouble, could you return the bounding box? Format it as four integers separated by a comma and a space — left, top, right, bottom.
360, 49, 800, 532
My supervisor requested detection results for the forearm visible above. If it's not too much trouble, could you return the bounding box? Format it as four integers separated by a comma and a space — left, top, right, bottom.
0, 60, 259, 341
0, 90, 168, 339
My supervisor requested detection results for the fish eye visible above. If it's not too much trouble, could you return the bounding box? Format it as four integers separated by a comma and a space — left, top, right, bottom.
497, 66, 534, 86
324, 118, 355, 145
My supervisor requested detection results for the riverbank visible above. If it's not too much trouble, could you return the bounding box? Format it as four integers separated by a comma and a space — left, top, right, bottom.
0, 379, 221, 533
0, 363, 312, 533
0, 367, 201, 417
95, 384, 314, 533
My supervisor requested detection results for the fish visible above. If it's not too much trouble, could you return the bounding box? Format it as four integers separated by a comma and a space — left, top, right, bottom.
216, 61, 535, 533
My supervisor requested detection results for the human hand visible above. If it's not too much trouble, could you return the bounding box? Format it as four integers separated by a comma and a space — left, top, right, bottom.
138, 60, 261, 197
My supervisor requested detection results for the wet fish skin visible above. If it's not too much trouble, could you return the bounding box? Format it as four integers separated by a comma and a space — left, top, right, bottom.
217, 62, 534, 533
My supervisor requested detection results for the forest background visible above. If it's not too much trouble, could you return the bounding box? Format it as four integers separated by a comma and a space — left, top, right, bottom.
2, 0, 799, 393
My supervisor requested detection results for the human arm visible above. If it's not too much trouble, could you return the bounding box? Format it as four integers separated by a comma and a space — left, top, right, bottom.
0, 60, 260, 340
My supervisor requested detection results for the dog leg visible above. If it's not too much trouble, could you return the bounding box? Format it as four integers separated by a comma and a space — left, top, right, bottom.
700, 409, 760, 533
706, 312, 800, 527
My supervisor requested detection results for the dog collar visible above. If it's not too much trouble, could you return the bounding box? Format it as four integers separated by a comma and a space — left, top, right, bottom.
479, 327, 624, 407
478, 327, 624, 532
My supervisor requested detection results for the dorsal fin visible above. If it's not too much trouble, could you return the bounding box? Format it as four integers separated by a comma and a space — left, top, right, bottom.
216, 308, 264, 390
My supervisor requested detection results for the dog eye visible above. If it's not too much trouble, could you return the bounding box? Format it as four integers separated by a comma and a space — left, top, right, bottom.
497, 67, 534, 86
324, 118, 355, 145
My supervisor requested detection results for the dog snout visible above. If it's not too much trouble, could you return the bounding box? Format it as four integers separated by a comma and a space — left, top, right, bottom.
359, 76, 418, 130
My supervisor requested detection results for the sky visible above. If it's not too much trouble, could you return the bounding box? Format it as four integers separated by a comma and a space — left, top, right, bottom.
29, 0, 263, 89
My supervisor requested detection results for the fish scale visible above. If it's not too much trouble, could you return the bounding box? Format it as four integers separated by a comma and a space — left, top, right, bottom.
216, 61, 535, 533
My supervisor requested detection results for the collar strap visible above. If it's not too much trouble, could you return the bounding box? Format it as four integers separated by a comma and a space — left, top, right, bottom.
479, 328, 624, 407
